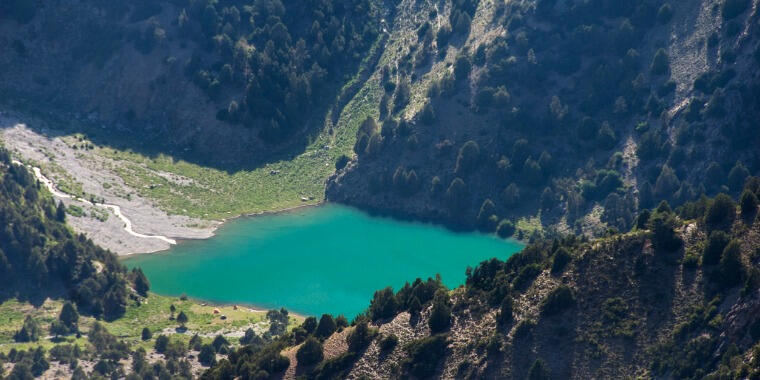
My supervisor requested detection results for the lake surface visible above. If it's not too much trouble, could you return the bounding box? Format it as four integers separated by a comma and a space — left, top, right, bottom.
124, 204, 523, 318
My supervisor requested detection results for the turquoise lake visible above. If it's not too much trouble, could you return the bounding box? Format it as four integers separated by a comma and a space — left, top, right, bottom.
123, 204, 523, 318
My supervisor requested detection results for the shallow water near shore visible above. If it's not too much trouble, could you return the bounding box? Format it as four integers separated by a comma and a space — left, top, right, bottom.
124, 204, 523, 318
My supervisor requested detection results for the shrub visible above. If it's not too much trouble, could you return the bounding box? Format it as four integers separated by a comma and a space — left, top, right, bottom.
513, 263, 542, 290
335, 155, 350, 170
728, 162, 750, 192
705, 194, 735, 230
446, 178, 468, 211
198, 344, 216, 366
740, 190, 758, 216
498, 296, 513, 325
302, 316, 317, 334
296, 337, 323, 366
651, 48, 670, 75
541, 286, 575, 316
346, 322, 376, 352
455, 140, 480, 175
428, 291, 452, 333
58, 302, 79, 333
497, 220, 516, 238
403, 334, 448, 378
14, 316, 41, 342
141, 327, 152, 341
315, 314, 337, 339
551, 248, 572, 275
177, 311, 188, 327
155, 335, 170, 353
703, 231, 730, 265
379, 334, 399, 351
648, 208, 683, 252
717, 240, 744, 288
369, 287, 398, 321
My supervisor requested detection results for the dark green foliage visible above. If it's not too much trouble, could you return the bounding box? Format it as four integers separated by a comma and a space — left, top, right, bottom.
296, 337, 323, 366
705, 194, 735, 231
527, 358, 550, 380
403, 334, 448, 379
49, 344, 80, 366
498, 296, 513, 325
30, 347, 49, 377
428, 291, 452, 334
446, 178, 468, 211
9, 361, 34, 380
176, 0, 379, 141
455, 141, 480, 176
740, 190, 758, 217
502, 183, 520, 207
303, 316, 318, 334
212, 334, 230, 353
717, 240, 744, 288
369, 287, 398, 321
654, 165, 680, 200
58, 302, 79, 334
513, 263, 542, 290
551, 248, 571, 275
177, 310, 188, 327
541, 285, 575, 316
315, 314, 337, 339
335, 315, 349, 329
155, 335, 170, 353
199, 344, 216, 366
346, 321, 376, 353
648, 205, 683, 252
728, 162, 750, 192
130, 268, 150, 297
651, 48, 670, 75
703, 231, 730, 266
379, 334, 398, 351
0, 164, 132, 320
141, 327, 152, 341
497, 219, 516, 238
477, 199, 498, 231
581, 170, 624, 201
308, 351, 357, 380
335, 155, 350, 170
14, 316, 41, 342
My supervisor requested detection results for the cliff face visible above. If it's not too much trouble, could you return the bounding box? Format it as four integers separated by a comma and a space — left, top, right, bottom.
327, 0, 760, 237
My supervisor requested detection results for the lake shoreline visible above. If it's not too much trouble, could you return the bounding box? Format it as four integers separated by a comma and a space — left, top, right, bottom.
124, 204, 525, 318
118, 201, 325, 258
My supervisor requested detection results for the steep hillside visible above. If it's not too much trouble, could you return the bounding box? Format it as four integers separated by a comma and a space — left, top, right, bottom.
202, 185, 760, 379
0, 145, 135, 320
328, 0, 760, 238
0, 0, 381, 165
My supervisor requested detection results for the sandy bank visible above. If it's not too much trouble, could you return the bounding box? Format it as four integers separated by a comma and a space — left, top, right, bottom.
1, 114, 218, 255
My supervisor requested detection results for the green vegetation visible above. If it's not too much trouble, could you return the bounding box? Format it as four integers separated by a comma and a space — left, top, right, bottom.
0, 152, 132, 320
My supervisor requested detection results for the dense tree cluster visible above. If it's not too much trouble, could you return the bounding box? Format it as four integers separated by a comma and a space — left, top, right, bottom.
0, 149, 142, 320
176, 0, 379, 141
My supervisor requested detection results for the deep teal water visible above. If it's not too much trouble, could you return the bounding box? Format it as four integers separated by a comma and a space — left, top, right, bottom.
123, 204, 523, 318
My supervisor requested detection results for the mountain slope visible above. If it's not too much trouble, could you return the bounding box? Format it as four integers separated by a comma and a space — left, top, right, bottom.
328, 0, 760, 239
203, 186, 760, 379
